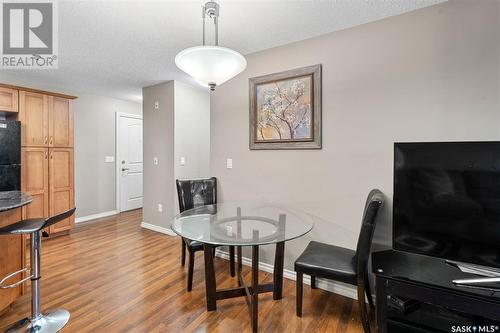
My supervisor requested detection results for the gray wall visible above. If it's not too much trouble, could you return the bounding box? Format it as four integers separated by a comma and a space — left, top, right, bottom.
143, 82, 176, 227
174, 81, 211, 214
143, 81, 211, 226
174, 81, 210, 182
210, 0, 500, 269
73, 94, 142, 218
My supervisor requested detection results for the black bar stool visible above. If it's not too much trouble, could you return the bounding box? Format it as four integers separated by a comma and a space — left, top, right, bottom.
0, 208, 75, 333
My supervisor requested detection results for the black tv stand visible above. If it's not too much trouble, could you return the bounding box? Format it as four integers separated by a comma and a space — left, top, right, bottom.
372, 250, 500, 333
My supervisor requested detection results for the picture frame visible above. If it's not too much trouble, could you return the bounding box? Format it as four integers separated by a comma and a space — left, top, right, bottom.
249, 64, 322, 150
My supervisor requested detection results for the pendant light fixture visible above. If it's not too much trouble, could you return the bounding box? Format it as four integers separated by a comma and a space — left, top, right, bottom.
175, 1, 247, 91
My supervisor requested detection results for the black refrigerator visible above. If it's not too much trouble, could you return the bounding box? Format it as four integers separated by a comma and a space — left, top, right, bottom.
0, 120, 21, 191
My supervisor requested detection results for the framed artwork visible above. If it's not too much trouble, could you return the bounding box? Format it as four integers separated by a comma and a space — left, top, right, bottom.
249, 64, 321, 150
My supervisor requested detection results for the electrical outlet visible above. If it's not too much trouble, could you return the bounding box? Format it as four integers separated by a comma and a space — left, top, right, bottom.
226, 158, 233, 169
154, 101, 159, 110
180, 157, 186, 166
104, 156, 114, 163
153, 157, 159, 165
158, 203, 163, 212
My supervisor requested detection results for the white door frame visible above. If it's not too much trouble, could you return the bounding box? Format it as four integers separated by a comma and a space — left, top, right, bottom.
116, 112, 143, 213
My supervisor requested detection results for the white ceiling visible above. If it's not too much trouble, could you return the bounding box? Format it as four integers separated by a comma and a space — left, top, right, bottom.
1, 0, 445, 102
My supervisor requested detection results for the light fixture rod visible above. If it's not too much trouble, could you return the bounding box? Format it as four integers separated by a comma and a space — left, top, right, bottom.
202, 1, 219, 46
214, 16, 218, 46
202, 9, 206, 45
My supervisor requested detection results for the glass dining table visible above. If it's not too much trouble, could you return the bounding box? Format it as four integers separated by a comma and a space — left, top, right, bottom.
171, 203, 314, 333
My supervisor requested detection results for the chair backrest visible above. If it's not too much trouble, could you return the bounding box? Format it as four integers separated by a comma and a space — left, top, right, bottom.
176, 177, 217, 213
355, 189, 384, 280
44, 207, 76, 229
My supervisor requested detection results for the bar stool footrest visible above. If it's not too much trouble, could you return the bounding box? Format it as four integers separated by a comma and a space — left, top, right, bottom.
0, 268, 31, 289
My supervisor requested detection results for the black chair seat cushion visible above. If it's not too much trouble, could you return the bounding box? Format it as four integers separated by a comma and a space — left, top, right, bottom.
0, 209, 76, 235
294, 241, 357, 285
0, 218, 46, 235
186, 239, 204, 252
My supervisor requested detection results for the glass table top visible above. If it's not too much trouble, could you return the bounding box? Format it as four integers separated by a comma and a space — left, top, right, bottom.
171, 203, 314, 246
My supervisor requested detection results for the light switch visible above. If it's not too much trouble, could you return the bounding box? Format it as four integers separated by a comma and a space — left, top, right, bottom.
180, 157, 186, 166
154, 101, 159, 110
158, 203, 163, 212
153, 157, 159, 165
104, 156, 114, 163
226, 158, 233, 169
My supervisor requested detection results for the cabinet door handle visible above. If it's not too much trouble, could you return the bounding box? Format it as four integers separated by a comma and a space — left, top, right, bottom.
49, 136, 53, 145
50, 153, 53, 159
44, 136, 48, 144
45, 151, 48, 159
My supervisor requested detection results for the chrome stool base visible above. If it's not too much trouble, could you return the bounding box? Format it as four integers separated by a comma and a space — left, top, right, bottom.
5, 309, 70, 333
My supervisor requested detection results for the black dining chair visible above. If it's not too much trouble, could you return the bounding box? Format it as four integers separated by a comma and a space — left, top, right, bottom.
294, 189, 384, 333
176, 177, 235, 291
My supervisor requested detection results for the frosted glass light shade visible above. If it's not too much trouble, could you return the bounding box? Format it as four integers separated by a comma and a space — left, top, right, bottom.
175, 46, 247, 90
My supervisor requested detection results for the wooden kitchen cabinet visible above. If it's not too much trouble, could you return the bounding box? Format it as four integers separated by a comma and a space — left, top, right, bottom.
18, 91, 49, 147
49, 148, 74, 233
0, 208, 24, 312
0, 87, 18, 113
20, 147, 74, 236
16, 85, 76, 236
49, 96, 73, 148
21, 148, 49, 220
19, 92, 73, 148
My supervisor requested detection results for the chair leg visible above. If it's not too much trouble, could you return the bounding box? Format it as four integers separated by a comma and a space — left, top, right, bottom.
181, 239, 186, 266
187, 250, 195, 292
357, 284, 371, 333
365, 274, 375, 309
212, 247, 216, 258
229, 246, 235, 277
311, 276, 317, 289
296, 272, 303, 317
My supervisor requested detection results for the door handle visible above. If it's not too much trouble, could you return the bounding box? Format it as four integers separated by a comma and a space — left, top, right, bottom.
121, 168, 130, 171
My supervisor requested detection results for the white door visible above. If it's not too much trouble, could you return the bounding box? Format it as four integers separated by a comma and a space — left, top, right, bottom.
117, 114, 143, 212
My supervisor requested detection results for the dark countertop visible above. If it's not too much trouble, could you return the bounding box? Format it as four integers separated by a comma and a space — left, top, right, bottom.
0, 191, 32, 212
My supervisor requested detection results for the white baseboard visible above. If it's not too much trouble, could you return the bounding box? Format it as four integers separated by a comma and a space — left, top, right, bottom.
215, 249, 357, 300
75, 210, 118, 223
141, 222, 177, 236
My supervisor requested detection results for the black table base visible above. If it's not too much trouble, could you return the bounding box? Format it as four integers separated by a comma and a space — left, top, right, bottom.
203, 242, 285, 333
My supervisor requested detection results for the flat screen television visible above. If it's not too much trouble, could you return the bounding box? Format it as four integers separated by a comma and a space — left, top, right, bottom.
393, 142, 500, 269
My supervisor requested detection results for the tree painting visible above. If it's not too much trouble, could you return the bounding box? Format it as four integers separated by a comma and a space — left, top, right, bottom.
255, 75, 312, 141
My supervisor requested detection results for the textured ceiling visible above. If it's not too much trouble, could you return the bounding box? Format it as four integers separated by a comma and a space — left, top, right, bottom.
1, 0, 445, 102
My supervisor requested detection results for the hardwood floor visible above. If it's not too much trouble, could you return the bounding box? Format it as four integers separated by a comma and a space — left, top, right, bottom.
0, 209, 366, 332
